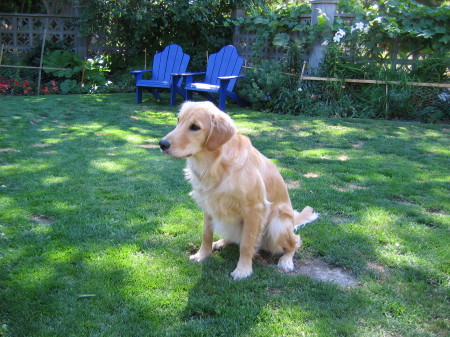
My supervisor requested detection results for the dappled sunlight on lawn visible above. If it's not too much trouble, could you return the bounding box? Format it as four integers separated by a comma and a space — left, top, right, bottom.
0, 94, 449, 336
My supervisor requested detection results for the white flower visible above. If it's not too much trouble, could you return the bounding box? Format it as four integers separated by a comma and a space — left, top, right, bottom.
353, 22, 364, 33
333, 29, 346, 43
351, 22, 369, 34
374, 17, 383, 23
321, 40, 329, 46
105, 81, 113, 86
355, 22, 364, 30
298, 87, 303, 92
438, 91, 450, 101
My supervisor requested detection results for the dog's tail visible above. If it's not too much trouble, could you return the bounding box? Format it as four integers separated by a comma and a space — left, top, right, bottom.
294, 206, 319, 231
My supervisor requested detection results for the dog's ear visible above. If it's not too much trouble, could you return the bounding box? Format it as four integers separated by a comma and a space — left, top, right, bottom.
205, 112, 236, 151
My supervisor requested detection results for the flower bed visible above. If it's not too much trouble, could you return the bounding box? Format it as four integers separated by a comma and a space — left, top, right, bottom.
0, 77, 60, 95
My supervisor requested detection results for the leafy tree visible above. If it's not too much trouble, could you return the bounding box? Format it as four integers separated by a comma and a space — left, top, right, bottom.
76, 0, 267, 69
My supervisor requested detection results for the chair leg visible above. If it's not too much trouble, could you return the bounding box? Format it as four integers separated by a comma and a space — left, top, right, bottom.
186, 90, 193, 101
218, 79, 231, 112
171, 86, 187, 106
136, 87, 142, 104
198, 92, 217, 105
228, 92, 244, 107
170, 85, 177, 106
218, 92, 227, 112
151, 89, 162, 100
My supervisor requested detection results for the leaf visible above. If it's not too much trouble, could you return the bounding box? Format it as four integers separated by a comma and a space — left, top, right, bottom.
254, 17, 268, 25
438, 35, 450, 44
60, 79, 78, 94
273, 33, 290, 48
43, 50, 83, 78
317, 13, 330, 29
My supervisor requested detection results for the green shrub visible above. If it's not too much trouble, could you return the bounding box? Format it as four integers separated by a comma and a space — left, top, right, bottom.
59, 80, 77, 94
42, 50, 113, 94
237, 60, 288, 111
234, 0, 449, 122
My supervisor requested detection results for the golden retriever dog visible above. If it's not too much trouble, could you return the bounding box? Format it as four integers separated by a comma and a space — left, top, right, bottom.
159, 101, 318, 280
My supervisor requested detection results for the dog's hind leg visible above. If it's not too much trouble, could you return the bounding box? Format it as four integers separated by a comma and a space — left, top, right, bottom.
265, 209, 302, 272
231, 204, 267, 280
277, 232, 301, 272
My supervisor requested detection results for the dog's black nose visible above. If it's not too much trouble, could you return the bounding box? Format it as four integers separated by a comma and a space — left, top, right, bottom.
159, 139, 171, 151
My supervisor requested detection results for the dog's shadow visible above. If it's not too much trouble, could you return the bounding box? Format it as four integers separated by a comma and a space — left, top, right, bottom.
179, 246, 273, 336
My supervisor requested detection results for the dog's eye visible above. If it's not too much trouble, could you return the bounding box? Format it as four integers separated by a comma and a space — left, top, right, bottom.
190, 124, 201, 131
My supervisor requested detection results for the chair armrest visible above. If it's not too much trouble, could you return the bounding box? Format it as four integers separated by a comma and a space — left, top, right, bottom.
171, 72, 206, 77
172, 72, 206, 87
130, 69, 153, 74
218, 75, 245, 80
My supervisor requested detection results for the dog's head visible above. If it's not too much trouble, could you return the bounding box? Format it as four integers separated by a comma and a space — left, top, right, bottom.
159, 101, 236, 158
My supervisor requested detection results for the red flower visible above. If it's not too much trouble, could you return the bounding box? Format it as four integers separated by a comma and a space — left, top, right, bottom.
42, 87, 50, 93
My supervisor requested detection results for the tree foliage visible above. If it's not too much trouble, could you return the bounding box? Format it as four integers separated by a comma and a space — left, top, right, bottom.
77, 0, 264, 69
337, 0, 450, 54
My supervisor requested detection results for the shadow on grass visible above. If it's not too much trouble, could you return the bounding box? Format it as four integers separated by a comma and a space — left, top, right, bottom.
1, 93, 448, 336
176, 241, 374, 336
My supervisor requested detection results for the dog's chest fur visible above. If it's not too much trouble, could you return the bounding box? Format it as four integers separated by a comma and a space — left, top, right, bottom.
185, 159, 245, 243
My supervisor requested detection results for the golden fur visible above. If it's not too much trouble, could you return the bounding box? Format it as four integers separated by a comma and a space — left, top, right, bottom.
160, 101, 318, 280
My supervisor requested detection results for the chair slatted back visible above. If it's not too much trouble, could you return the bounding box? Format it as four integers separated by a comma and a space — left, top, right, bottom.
152, 44, 190, 84
204, 45, 244, 91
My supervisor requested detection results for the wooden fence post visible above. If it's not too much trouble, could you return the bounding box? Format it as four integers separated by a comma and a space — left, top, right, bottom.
73, 5, 88, 58
308, 0, 339, 71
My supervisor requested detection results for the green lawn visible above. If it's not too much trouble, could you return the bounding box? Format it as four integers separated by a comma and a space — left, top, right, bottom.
1, 93, 449, 336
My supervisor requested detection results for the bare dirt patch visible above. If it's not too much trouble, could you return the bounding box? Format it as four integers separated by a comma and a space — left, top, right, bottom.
303, 172, 320, 178
0, 148, 20, 153
256, 253, 358, 287
291, 258, 358, 287
38, 150, 57, 155
286, 180, 301, 190
32, 143, 52, 148
137, 144, 159, 149
367, 261, 388, 275
352, 141, 365, 148
332, 215, 354, 223
335, 184, 368, 192
30, 216, 54, 226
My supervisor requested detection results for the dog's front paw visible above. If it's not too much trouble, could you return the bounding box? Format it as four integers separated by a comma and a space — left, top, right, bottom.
230, 266, 253, 280
278, 255, 295, 272
189, 250, 211, 262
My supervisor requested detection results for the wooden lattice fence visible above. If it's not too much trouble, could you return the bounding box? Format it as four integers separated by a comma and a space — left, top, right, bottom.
0, 13, 86, 56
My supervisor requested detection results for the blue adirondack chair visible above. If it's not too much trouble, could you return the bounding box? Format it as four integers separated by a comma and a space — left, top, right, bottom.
130, 44, 190, 105
172, 45, 245, 111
